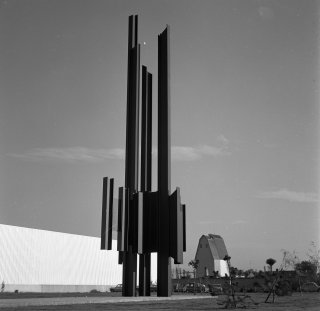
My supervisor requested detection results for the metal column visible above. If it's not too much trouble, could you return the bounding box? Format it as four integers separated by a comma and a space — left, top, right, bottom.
123, 14, 140, 297
157, 26, 171, 297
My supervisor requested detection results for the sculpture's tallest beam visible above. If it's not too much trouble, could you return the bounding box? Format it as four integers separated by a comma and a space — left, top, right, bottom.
123, 14, 140, 297
157, 26, 171, 297
125, 15, 140, 190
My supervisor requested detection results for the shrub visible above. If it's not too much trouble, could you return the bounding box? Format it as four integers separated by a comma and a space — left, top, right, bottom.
90, 289, 100, 293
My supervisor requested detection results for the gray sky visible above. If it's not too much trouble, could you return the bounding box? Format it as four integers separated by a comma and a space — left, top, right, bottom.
0, 0, 319, 270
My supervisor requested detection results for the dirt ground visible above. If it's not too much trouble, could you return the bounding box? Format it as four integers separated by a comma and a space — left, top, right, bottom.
0, 293, 319, 310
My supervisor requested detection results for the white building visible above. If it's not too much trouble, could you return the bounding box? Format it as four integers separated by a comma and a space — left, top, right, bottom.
195, 234, 229, 278
0, 224, 157, 292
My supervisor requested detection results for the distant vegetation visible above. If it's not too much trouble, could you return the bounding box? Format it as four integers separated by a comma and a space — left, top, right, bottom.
177, 242, 320, 294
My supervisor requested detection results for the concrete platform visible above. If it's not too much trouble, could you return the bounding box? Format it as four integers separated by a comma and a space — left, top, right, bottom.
0, 294, 216, 308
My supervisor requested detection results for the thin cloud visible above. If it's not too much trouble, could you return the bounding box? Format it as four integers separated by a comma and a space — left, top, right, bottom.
8, 147, 125, 162
217, 134, 229, 146
151, 135, 231, 161
258, 6, 275, 20
171, 144, 230, 161
197, 219, 247, 226
231, 219, 247, 225
197, 220, 221, 225
256, 189, 318, 203
9, 137, 230, 163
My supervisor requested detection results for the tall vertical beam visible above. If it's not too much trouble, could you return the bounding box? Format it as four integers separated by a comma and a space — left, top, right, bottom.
169, 187, 183, 264
157, 26, 171, 297
140, 66, 148, 192
123, 14, 140, 297
139, 66, 152, 296
145, 72, 152, 294
125, 15, 140, 190
101, 177, 114, 250
182, 204, 186, 252
147, 72, 152, 189
117, 187, 130, 253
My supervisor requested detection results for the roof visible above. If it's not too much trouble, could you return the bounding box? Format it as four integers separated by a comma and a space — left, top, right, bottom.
202, 234, 228, 260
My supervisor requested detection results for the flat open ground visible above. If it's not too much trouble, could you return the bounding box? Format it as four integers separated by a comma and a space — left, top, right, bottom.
0, 293, 319, 310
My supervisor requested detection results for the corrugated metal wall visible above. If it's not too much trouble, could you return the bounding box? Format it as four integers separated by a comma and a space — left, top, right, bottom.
0, 224, 157, 292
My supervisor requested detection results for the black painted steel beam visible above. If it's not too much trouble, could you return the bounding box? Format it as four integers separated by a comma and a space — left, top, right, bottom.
117, 187, 130, 252
101, 177, 114, 250
137, 193, 144, 254
146, 191, 158, 253
123, 14, 140, 297
100, 177, 108, 250
182, 204, 186, 252
147, 72, 152, 190
117, 187, 124, 264
139, 65, 152, 296
139, 249, 150, 296
169, 187, 183, 264
141, 65, 148, 192
125, 15, 140, 192
157, 26, 171, 297
144, 72, 152, 296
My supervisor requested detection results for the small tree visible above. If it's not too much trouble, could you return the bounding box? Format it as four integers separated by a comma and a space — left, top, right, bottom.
182, 269, 186, 278
212, 270, 220, 278
295, 261, 317, 281
188, 259, 199, 295
223, 255, 236, 307
238, 269, 244, 277
1, 280, 4, 293
230, 267, 238, 278
281, 249, 300, 270
188, 259, 199, 279
307, 241, 320, 274
175, 266, 180, 279
266, 258, 276, 272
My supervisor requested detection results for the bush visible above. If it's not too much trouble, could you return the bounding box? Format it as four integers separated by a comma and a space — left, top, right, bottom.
90, 289, 100, 293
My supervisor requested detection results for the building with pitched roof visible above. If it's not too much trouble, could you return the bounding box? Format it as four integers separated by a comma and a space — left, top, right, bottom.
195, 234, 229, 278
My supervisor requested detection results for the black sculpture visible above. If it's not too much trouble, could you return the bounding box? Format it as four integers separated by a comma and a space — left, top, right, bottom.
101, 15, 186, 297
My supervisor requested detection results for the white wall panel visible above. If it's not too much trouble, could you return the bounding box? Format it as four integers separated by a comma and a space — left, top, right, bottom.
214, 259, 229, 277
0, 224, 157, 291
